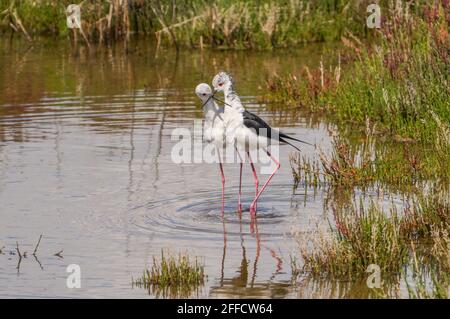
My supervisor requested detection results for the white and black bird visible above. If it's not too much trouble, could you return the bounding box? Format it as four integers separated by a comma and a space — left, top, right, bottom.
211, 71, 311, 216
195, 83, 226, 213
195, 82, 260, 215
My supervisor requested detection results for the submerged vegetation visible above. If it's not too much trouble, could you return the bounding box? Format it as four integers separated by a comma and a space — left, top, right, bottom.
132, 251, 206, 298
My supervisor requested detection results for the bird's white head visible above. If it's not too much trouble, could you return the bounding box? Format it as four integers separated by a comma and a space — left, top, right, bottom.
212, 71, 234, 93
195, 83, 213, 103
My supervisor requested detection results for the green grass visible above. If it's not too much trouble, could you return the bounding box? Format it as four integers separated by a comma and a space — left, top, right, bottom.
400, 192, 449, 240
0, 0, 72, 36
280, 4, 449, 196
290, 134, 448, 193
294, 188, 449, 295
266, 2, 449, 144
132, 250, 205, 297
296, 200, 408, 278
0, 0, 369, 48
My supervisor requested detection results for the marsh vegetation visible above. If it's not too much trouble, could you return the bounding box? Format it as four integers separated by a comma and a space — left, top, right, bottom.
276, 2, 449, 298
132, 251, 206, 298
2, 0, 378, 48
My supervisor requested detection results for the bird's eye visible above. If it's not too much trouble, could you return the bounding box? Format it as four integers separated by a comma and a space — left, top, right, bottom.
219, 83, 223, 87
202, 93, 207, 96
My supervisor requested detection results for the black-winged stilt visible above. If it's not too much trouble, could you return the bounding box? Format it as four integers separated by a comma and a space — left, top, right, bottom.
211, 71, 311, 216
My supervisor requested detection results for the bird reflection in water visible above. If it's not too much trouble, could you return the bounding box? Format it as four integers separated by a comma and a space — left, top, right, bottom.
211, 214, 291, 298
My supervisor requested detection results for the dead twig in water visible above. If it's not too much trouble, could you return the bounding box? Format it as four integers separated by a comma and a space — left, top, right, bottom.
15, 242, 23, 272
33, 254, 44, 271
33, 234, 43, 256
31, 235, 44, 269
3, 238, 63, 271
15, 242, 22, 259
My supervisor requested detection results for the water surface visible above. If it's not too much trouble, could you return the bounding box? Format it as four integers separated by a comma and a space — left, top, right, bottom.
0, 39, 393, 298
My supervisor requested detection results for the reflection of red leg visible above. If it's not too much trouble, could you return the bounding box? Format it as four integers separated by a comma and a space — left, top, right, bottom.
220, 218, 227, 285
249, 149, 280, 217
250, 218, 261, 286
219, 163, 225, 216
250, 198, 259, 234
270, 249, 283, 273
247, 151, 259, 212
236, 147, 243, 214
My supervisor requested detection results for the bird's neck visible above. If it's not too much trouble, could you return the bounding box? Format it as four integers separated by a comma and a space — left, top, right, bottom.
224, 84, 245, 113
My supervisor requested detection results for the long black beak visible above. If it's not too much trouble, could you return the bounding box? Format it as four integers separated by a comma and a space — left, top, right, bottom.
212, 96, 232, 108
201, 94, 213, 107
201, 89, 219, 107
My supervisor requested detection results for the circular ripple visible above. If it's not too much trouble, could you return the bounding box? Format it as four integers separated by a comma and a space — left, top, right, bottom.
127, 184, 301, 241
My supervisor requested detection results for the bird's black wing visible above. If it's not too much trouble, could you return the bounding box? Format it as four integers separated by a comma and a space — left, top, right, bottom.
243, 110, 271, 128
242, 110, 312, 149
242, 110, 273, 138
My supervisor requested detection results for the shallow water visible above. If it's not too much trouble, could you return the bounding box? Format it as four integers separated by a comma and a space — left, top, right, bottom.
0, 39, 403, 298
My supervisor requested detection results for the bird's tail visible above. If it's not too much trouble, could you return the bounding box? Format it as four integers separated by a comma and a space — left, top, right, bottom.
279, 137, 301, 152
279, 132, 313, 146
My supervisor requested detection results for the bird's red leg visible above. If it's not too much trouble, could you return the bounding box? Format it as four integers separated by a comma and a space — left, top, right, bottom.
235, 146, 243, 214
247, 151, 259, 212
249, 149, 280, 217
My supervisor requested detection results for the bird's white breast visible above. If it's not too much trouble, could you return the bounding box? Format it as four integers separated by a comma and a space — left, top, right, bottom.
203, 102, 226, 148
